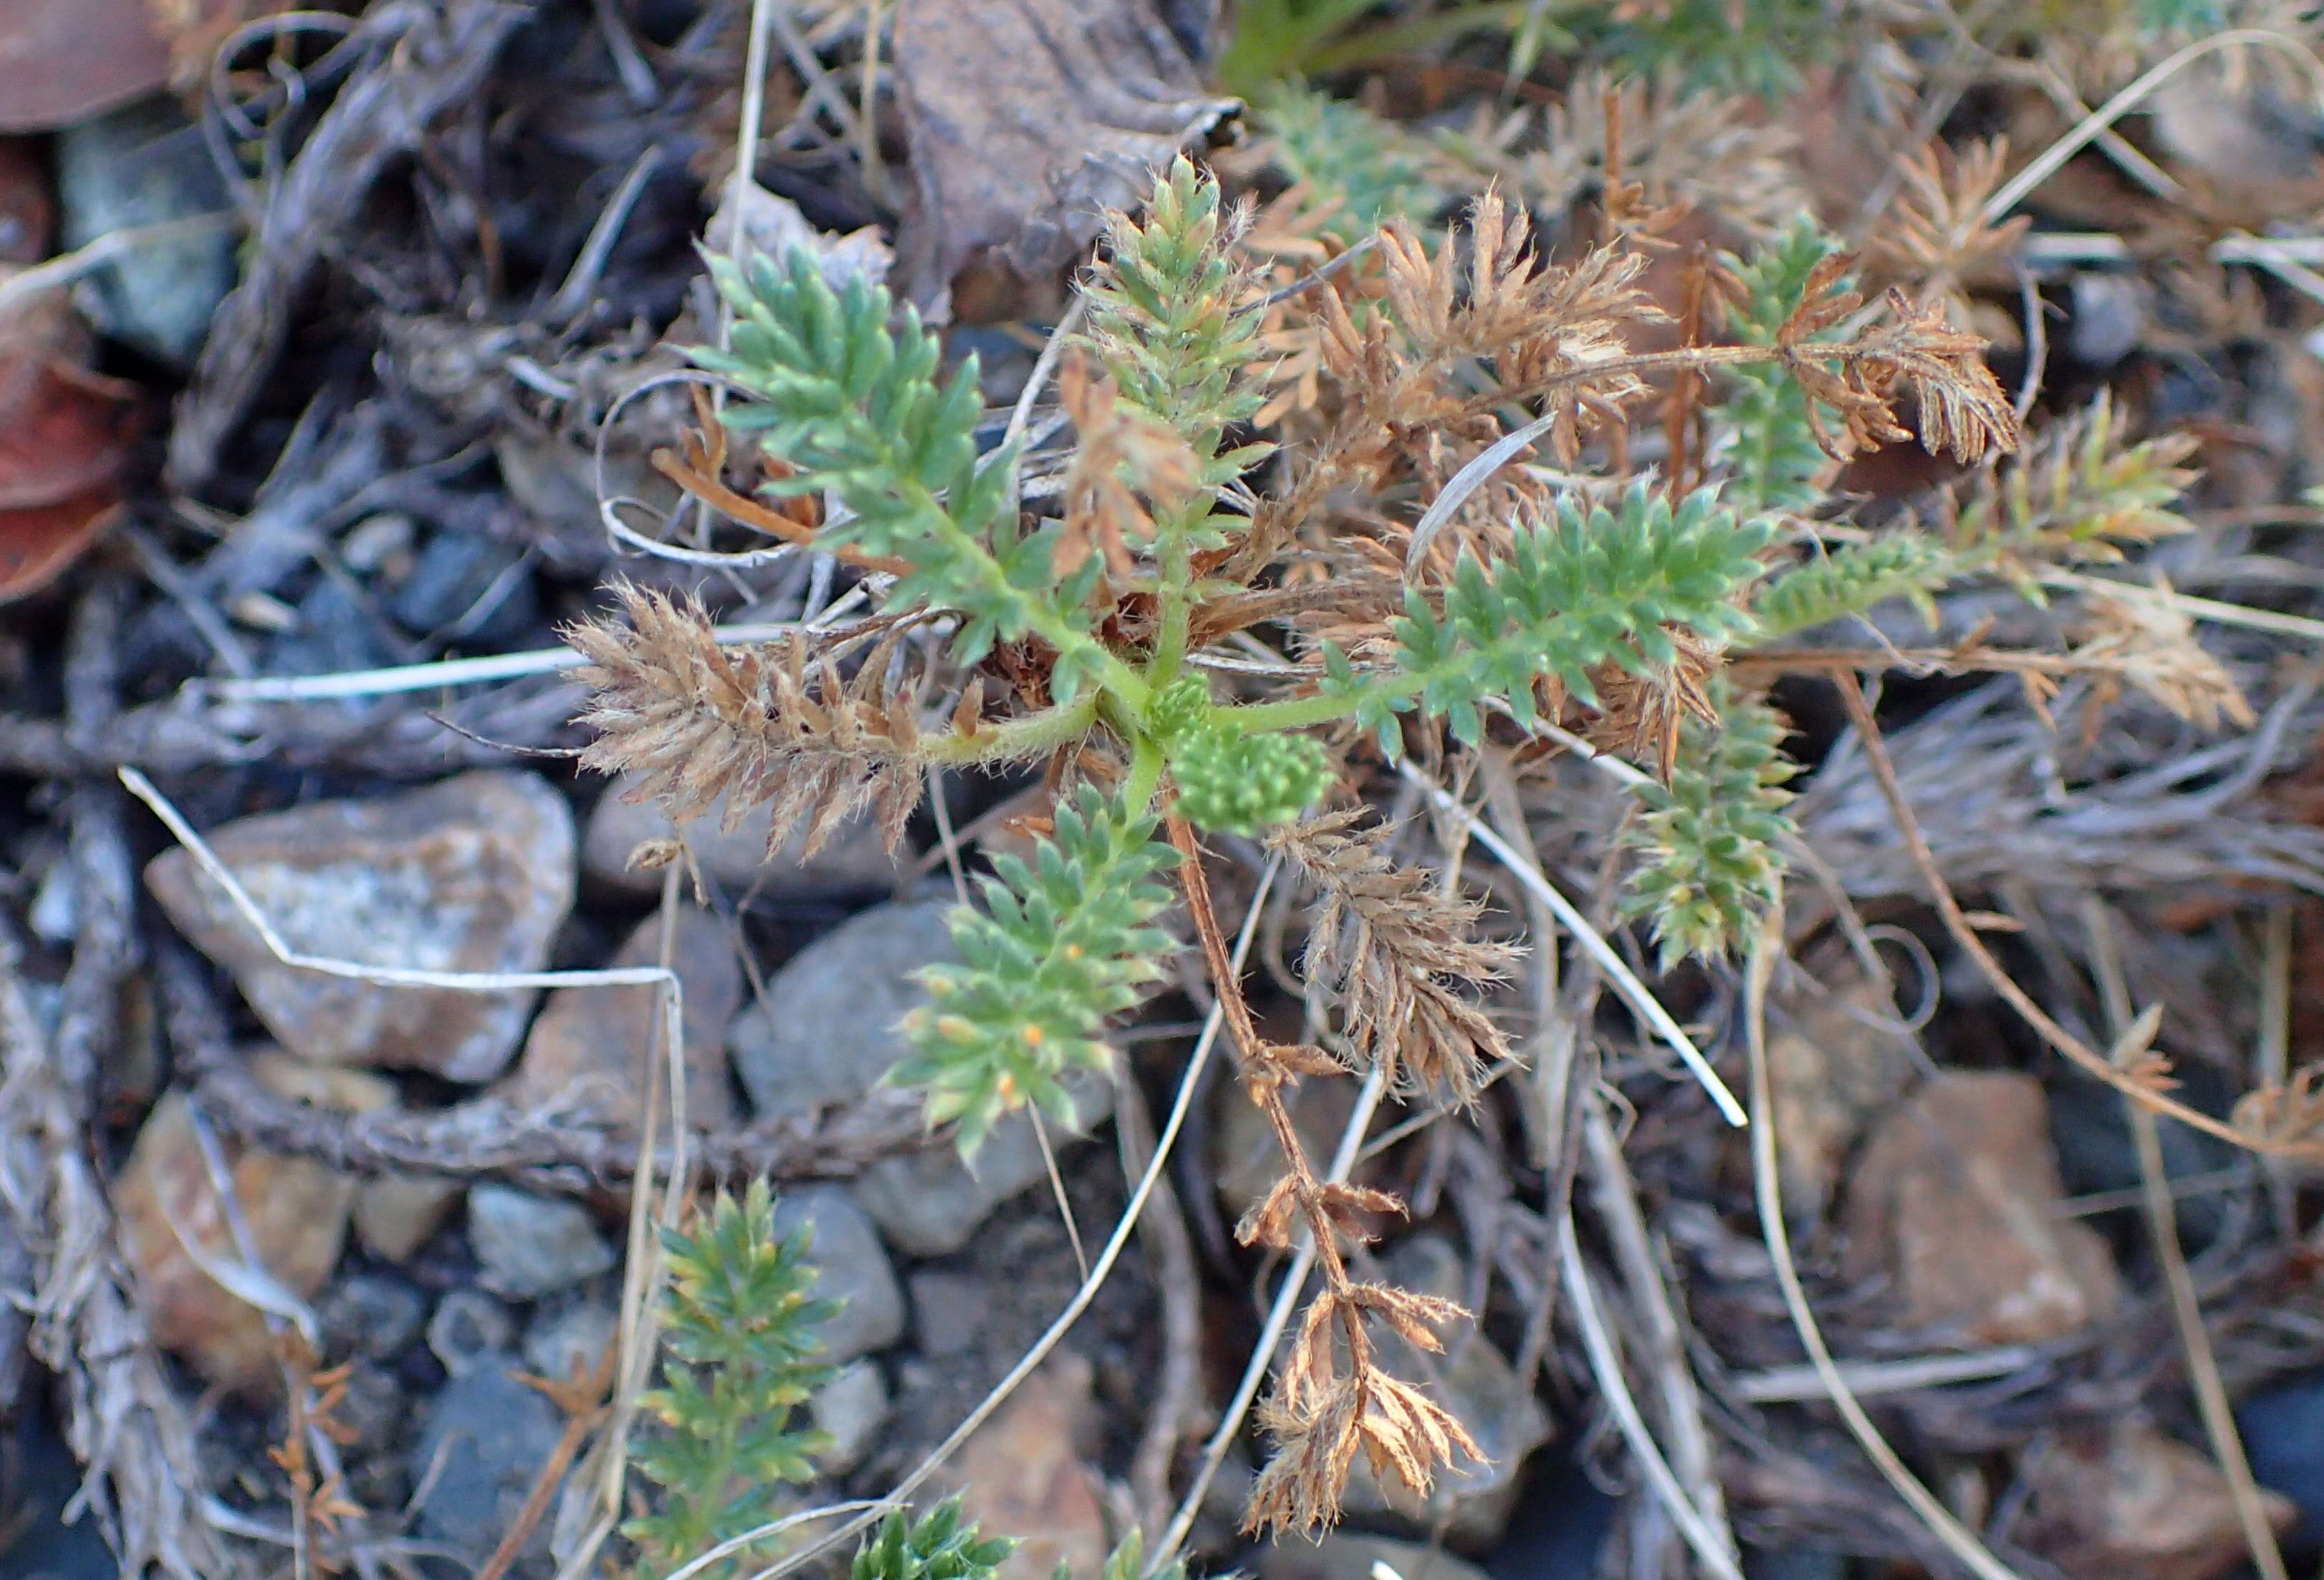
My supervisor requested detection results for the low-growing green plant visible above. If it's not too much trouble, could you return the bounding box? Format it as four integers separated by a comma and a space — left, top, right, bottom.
849, 1500, 1015, 1580
625, 1182, 837, 1580
574, 153, 2029, 1533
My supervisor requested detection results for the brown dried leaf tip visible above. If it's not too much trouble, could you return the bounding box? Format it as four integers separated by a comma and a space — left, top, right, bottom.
1244, 1281, 1485, 1536
567, 582, 926, 858
1778, 259, 2021, 465
1272, 811, 1520, 1102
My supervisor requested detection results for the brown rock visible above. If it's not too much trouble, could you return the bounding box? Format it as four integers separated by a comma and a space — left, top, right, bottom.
943, 1354, 1110, 1580
2021, 1417, 2297, 1580
582, 773, 904, 898
1766, 966, 1920, 1224
145, 771, 576, 1082
115, 1051, 391, 1397
505, 905, 742, 1130
1841, 1071, 2121, 1344
353, 1174, 463, 1263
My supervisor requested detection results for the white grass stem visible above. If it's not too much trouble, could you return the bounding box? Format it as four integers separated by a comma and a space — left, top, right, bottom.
1558, 1212, 1744, 1580
1980, 31, 2324, 229
1743, 905, 2026, 1580
1398, 761, 1747, 1127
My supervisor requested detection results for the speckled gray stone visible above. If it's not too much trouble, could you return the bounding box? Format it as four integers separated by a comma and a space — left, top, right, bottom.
145, 771, 575, 1082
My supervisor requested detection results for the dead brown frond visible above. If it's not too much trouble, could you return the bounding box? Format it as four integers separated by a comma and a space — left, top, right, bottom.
1487, 71, 1806, 238
1242, 1283, 1485, 1536
2070, 580, 2256, 732
1581, 626, 1724, 776
1864, 139, 2033, 295
1780, 274, 2020, 464
568, 583, 927, 856
2234, 1065, 2324, 1150
268, 1336, 365, 1575
1270, 810, 1519, 1102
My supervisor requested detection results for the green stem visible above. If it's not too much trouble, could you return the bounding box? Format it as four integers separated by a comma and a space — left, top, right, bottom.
1149, 536, 1194, 688
1123, 728, 1166, 813
919, 695, 1100, 766
1218, 673, 1424, 735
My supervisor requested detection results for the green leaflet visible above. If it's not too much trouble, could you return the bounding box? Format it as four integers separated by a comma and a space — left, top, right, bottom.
625, 1181, 837, 1580
1084, 155, 1271, 477
850, 1500, 1015, 1580
1337, 483, 1772, 752
694, 248, 1087, 672
1620, 686, 1799, 967
1714, 220, 1847, 515
1754, 532, 1954, 636
893, 786, 1180, 1158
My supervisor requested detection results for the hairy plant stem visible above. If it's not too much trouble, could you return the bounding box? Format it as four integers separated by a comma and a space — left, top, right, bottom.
1150, 531, 1198, 689
916, 696, 1102, 767
1125, 732, 1167, 814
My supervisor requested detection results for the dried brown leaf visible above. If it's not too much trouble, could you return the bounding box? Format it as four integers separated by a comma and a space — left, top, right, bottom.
1270, 811, 1519, 1100
891, 0, 1237, 309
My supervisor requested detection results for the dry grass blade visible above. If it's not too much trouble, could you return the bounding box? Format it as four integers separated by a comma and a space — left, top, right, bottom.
1828, 674, 2323, 1157
1270, 809, 1519, 1101
1400, 763, 1749, 1127
569, 583, 926, 857
2083, 901, 2290, 1580
1742, 903, 2030, 1580
1558, 1212, 1743, 1580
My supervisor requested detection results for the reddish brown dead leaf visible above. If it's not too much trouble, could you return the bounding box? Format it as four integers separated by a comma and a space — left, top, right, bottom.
891, 0, 1238, 310
0, 346, 141, 511
0, 483, 124, 603
0, 0, 172, 132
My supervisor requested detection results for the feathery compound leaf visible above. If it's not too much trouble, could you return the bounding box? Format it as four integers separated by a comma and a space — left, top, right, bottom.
626, 1181, 837, 1580
1946, 390, 2196, 597
1083, 157, 1271, 474
569, 583, 926, 856
1753, 532, 1957, 637
893, 786, 1180, 1158
693, 246, 1071, 667
1271, 811, 1517, 1101
1338, 483, 1772, 750
1620, 686, 1799, 968
850, 1499, 1014, 1580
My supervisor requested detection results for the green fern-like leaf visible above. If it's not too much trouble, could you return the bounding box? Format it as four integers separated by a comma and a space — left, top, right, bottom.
693, 250, 1079, 668
1714, 220, 1847, 514
893, 786, 1180, 1157
1255, 83, 1441, 241
1587, 0, 1835, 96
850, 1500, 1015, 1580
1340, 484, 1773, 750
626, 1181, 838, 1580
1753, 532, 1956, 636
1621, 687, 1799, 967
1948, 391, 2198, 598
1084, 157, 1272, 475
1150, 677, 1333, 835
